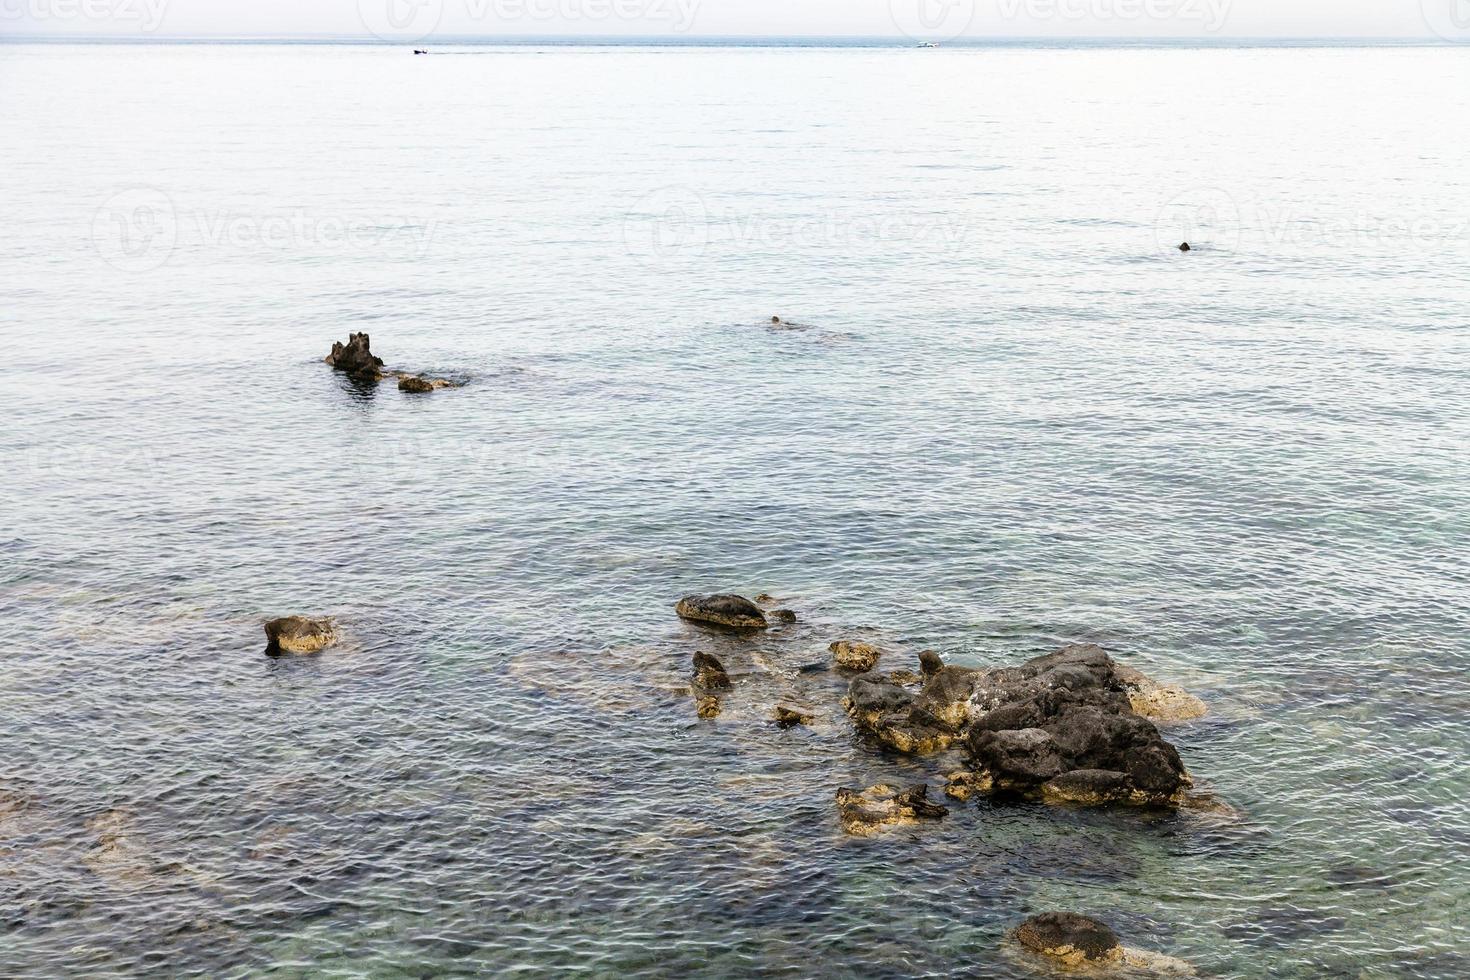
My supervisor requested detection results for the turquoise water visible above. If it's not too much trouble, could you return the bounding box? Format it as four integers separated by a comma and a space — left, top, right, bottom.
2, 41, 1469, 977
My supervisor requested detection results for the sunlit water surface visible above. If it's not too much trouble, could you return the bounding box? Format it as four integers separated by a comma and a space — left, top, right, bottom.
1, 41, 1469, 978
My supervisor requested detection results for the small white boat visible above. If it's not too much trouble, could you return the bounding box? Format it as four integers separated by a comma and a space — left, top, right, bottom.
917, 42, 940, 49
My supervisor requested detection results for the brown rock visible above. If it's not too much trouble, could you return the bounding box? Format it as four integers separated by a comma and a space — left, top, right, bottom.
830, 640, 881, 673
675, 594, 768, 630
263, 616, 338, 656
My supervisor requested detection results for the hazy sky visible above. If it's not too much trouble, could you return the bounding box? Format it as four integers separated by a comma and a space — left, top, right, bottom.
0, 0, 1457, 40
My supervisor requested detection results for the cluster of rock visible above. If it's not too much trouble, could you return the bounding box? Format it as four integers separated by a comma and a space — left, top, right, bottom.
846, 644, 1194, 807
324, 333, 460, 393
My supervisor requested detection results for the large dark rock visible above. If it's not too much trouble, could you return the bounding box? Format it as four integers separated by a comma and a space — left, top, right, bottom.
1015, 912, 1121, 966
264, 616, 338, 656
843, 643, 1191, 805
324, 333, 384, 380
675, 594, 768, 630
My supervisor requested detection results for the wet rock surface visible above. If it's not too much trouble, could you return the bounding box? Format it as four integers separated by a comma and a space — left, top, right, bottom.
772, 705, 814, 728
1015, 911, 1121, 966
324, 332, 384, 380
829, 640, 881, 673
263, 616, 338, 656
691, 651, 732, 691
675, 594, 768, 630
835, 783, 947, 837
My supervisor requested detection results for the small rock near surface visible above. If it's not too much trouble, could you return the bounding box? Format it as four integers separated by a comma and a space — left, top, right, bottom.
772, 705, 815, 728
830, 640, 881, 673
264, 616, 338, 656
1014, 912, 1122, 967
691, 651, 732, 691
835, 783, 947, 837
675, 594, 769, 630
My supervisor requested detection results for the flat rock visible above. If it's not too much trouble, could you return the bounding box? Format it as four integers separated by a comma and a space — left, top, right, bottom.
675, 594, 768, 630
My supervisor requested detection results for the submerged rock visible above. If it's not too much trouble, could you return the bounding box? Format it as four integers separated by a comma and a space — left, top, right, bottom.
691, 651, 732, 691
772, 609, 798, 624
1014, 911, 1195, 975
695, 695, 722, 719
263, 616, 338, 656
830, 640, 881, 673
324, 332, 384, 380
772, 705, 815, 728
675, 594, 768, 630
944, 770, 994, 801
1015, 912, 1121, 967
835, 783, 947, 837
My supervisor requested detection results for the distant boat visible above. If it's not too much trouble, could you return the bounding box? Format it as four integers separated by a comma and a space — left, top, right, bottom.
917, 42, 940, 48
413, 49, 428, 55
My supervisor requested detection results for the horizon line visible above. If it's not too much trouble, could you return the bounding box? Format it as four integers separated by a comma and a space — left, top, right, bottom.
0, 33, 1459, 46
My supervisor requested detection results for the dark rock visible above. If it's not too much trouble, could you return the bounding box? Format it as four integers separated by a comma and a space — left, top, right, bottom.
1015, 912, 1121, 966
772, 705, 814, 728
691, 651, 731, 691
264, 616, 338, 656
772, 609, 798, 624
844, 676, 958, 754
675, 594, 768, 630
829, 640, 881, 673
324, 333, 384, 380
398, 375, 434, 393
919, 650, 944, 677
835, 783, 947, 836
1178, 242, 1191, 251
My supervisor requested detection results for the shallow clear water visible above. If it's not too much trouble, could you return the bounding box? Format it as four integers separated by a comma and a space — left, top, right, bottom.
2, 40, 1469, 978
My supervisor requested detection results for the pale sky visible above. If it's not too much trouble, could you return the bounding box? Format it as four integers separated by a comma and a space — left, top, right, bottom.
0, 0, 1457, 40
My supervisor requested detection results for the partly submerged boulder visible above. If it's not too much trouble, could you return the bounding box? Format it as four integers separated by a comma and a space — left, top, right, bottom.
396, 373, 460, 394
691, 651, 732, 691
844, 675, 960, 754
835, 783, 946, 837
1014, 912, 1122, 968
675, 594, 768, 630
772, 705, 815, 728
1114, 663, 1208, 722
264, 616, 338, 656
830, 640, 881, 673
324, 333, 384, 380
1013, 911, 1196, 975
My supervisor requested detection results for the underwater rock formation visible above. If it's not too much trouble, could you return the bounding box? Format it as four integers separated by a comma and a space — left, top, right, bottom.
263, 616, 338, 656
835, 783, 947, 837
691, 651, 732, 691
772, 705, 815, 728
675, 594, 768, 630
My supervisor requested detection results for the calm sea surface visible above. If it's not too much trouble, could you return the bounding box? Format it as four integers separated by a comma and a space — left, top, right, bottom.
2, 41, 1469, 978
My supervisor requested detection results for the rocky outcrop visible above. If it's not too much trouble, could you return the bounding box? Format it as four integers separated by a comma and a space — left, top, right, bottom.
1013, 912, 1195, 974
844, 644, 1192, 807
396, 374, 459, 393
835, 783, 946, 837
830, 640, 881, 673
675, 594, 768, 630
263, 616, 338, 656
324, 333, 384, 380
